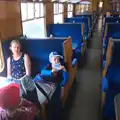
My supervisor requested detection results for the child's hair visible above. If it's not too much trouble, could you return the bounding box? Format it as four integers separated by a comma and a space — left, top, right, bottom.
10, 40, 21, 47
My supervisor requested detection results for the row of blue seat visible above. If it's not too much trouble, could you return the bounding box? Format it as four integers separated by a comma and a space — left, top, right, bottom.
102, 14, 120, 120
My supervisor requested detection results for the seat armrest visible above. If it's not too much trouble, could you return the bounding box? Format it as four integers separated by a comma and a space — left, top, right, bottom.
41, 69, 52, 77
102, 77, 108, 92
72, 58, 77, 68
60, 71, 69, 87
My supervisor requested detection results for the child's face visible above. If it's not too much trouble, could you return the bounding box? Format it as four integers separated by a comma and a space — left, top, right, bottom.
11, 43, 20, 55
51, 56, 60, 64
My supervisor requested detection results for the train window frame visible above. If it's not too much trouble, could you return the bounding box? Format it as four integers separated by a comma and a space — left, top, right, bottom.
54, 3, 59, 15
0, 40, 4, 73
21, 2, 45, 37
68, 4, 73, 18
54, 3, 63, 23
81, 4, 85, 13
59, 3, 64, 14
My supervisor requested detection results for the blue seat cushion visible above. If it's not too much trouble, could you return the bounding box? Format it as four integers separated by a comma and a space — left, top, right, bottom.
102, 77, 108, 92
103, 90, 118, 119
74, 48, 81, 60
106, 65, 120, 91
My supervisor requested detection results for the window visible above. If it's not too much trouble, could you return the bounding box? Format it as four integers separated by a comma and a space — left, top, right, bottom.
54, 3, 63, 23
68, 4, 73, 18
21, 2, 45, 37
68, 12, 73, 18
21, 3, 27, 21
59, 4, 64, 13
99, 2, 103, 8
0, 40, 4, 73
27, 3, 34, 19
81, 4, 84, 13
54, 3, 59, 14
22, 18, 45, 38
68, 4, 73, 12
35, 3, 40, 18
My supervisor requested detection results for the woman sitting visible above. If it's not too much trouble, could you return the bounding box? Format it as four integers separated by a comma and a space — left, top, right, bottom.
7, 39, 31, 80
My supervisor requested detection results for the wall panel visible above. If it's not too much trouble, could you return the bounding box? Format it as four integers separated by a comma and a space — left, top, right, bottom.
0, 0, 22, 40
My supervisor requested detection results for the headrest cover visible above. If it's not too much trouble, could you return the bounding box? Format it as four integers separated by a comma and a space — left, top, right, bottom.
0, 83, 20, 109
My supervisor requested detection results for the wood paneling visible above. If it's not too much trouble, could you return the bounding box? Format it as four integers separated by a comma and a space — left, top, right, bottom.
0, 1, 22, 40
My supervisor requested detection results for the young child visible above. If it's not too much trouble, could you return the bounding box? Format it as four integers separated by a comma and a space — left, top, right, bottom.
34, 52, 68, 84
0, 83, 38, 120
49, 52, 66, 73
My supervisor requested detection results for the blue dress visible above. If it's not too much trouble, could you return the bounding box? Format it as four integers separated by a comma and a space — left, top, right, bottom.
10, 53, 26, 79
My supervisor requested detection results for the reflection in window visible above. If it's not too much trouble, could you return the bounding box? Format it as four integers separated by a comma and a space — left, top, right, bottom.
22, 18, 45, 38
27, 3, 34, 19
0, 40, 4, 73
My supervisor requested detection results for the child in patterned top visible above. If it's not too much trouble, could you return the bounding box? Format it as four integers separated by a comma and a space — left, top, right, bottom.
7, 40, 31, 80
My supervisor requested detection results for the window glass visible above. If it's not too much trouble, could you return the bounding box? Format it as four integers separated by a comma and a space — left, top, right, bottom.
27, 3, 34, 19
21, 3, 27, 21
54, 14, 63, 23
40, 3, 44, 17
68, 12, 73, 18
35, 3, 40, 18
22, 18, 45, 38
59, 4, 64, 13
54, 3, 59, 14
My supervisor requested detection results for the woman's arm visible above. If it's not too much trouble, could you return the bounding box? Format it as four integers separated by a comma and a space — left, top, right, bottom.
7, 57, 12, 78
24, 54, 31, 76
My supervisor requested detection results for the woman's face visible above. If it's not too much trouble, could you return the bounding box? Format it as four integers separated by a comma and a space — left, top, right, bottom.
11, 43, 21, 55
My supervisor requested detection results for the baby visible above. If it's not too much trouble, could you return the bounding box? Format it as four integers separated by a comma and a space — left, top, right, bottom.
49, 52, 66, 74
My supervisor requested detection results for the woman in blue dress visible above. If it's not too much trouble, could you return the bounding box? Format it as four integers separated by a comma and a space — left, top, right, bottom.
7, 40, 31, 79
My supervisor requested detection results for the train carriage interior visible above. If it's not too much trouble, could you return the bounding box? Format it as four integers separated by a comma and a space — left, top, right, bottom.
0, 0, 120, 120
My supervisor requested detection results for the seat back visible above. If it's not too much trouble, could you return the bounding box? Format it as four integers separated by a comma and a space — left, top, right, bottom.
46, 23, 84, 47
74, 14, 92, 29
0, 38, 67, 77
111, 39, 120, 67
103, 23, 120, 61
64, 17, 89, 36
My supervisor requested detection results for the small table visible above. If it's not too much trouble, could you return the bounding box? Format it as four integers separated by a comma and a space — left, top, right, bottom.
114, 93, 120, 120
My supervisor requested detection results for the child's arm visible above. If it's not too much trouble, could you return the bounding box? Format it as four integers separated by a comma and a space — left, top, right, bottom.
41, 63, 58, 76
